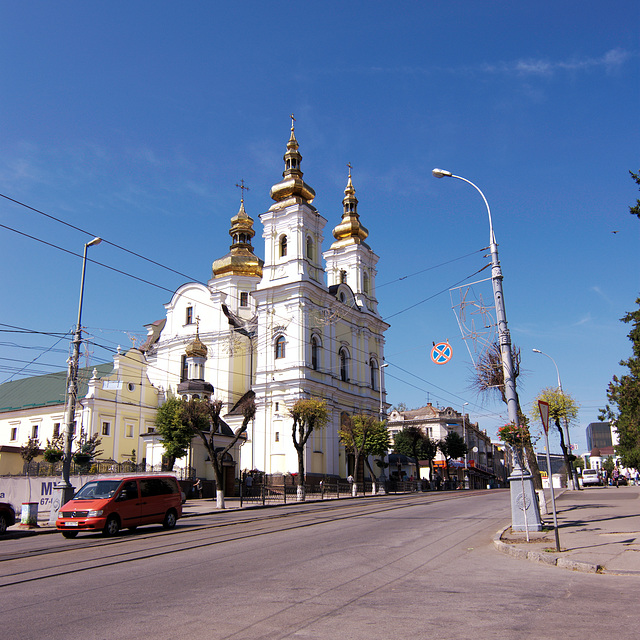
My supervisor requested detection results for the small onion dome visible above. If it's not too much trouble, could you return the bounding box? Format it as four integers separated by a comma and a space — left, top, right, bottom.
185, 333, 208, 359
330, 169, 369, 249
212, 199, 264, 279
269, 122, 316, 204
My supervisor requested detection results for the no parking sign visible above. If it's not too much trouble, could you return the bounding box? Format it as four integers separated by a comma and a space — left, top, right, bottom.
430, 341, 452, 365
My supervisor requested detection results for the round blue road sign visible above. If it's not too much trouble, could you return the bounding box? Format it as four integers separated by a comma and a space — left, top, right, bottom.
431, 341, 453, 365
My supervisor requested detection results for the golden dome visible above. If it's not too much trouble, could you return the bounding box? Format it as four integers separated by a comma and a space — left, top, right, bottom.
185, 331, 207, 359
330, 167, 369, 249
212, 199, 264, 279
269, 119, 316, 205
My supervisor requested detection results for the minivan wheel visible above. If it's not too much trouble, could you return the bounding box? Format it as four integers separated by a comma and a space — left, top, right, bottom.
163, 509, 177, 530
62, 531, 78, 539
0, 514, 7, 535
102, 515, 120, 537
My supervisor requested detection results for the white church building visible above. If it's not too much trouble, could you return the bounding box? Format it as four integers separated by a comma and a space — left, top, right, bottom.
142, 122, 389, 480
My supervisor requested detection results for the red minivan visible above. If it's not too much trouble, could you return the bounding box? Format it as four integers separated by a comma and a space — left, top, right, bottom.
56, 475, 183, 538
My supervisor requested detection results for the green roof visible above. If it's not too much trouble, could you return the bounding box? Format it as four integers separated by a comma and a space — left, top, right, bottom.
0, 363, 114, 413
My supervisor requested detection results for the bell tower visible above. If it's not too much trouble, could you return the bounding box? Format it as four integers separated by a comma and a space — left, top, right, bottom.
258, 116, 327, 288
323, 165, 380, 315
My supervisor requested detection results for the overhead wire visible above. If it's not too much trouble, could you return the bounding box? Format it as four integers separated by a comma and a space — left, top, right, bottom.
1, 192, 497, 417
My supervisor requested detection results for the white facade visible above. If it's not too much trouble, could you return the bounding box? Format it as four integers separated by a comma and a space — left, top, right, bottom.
143, 123, 389, 479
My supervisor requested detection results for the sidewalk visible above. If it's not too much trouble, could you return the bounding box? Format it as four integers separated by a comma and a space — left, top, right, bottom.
494, 485, 640, 575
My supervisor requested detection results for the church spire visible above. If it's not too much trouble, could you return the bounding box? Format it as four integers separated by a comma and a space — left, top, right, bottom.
330, 164, 369, 249
269, 115, 316, 205
211, 188, 264, 279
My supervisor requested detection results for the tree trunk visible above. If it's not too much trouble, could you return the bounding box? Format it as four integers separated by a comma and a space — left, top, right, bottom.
296, 448, 305, 502
555, 418, 576, 490
211, 456, 226, 509
364, 456, 380, 495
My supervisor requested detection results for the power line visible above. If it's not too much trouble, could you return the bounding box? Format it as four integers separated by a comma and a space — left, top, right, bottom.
1, 193, 499, 419
0, 192, 202, 283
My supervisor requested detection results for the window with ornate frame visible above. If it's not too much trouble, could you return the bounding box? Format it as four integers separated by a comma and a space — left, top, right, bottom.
370, 358, 378, 390
311, 335, 320, 370
275, 336, 286, 359
339, 347, 349, 382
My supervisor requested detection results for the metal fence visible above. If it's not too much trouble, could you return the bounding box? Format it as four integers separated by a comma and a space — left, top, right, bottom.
239, 478, 423, 506
15, 460, 196, 480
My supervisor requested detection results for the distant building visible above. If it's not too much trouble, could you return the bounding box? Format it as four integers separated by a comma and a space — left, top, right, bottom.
586, 422, 613, 451
386, 404, 500, 488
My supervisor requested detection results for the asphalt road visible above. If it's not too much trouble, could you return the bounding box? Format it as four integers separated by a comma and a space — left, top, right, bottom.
2, 490, 637, 640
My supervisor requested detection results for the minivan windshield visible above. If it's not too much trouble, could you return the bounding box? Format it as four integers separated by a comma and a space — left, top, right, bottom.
74, 480, 122, 500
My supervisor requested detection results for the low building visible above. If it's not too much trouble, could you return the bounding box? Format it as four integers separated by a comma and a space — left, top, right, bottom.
0, 348, 161, 474
386, 404, 497, 488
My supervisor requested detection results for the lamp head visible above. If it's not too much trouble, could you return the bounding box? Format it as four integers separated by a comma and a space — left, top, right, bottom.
381, 363, 389, 369
532, 349, 542, 354
86, 237, 102, 247
432, 168, 453, 179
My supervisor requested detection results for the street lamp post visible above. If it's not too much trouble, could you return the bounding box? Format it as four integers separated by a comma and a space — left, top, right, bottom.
462, 402, 469, 488
533, 348, 578, 490
433, 169, 541, 532
54, 237, 102, 514
433, 169, 519, 428
378, 363, 389, 421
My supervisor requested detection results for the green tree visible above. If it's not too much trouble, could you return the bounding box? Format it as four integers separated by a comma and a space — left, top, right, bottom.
629, 169, 640, 219
155, 396, 194, 470
73, 433, 103, 468
602, 456, 615, 476
470, 341, 543, 490
600, 297, 640, 470
573, 456, 585, 471
21, 436, 40, 470
195, 395, 256, 509
393, 426, 437, 483
364, 420, 392, 493
531, 387, 580, 488
438, 431, 467, 481
290, 398, 329, 501
339, 414, 389, 496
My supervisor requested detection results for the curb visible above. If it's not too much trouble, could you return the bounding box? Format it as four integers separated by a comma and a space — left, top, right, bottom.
493, 526, 602, 574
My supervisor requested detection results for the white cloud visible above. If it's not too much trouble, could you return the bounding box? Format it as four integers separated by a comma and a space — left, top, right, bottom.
574, 313, 592, 326
509, 48, 633, 77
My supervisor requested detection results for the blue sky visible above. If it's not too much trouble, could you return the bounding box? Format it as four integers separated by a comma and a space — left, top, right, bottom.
1, 1, 638, 455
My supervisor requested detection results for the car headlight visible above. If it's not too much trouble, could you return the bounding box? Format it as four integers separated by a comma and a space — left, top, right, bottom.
87, 510, 103, 517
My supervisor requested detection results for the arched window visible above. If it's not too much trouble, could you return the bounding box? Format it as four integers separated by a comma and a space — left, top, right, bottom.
275, 336, 286, 359
280, 235, 288, 257
370, 358, 378, 390
186, 306, 193, 325
311, 336, 319, 370
363, 271, 370, 294
340, 269, 347, 284
339, 347, 349, 382
180, 355, 188, 382
306, 236, 313, 260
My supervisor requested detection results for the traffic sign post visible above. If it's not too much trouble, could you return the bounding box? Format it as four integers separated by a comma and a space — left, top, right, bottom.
538, 400, 560, 552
